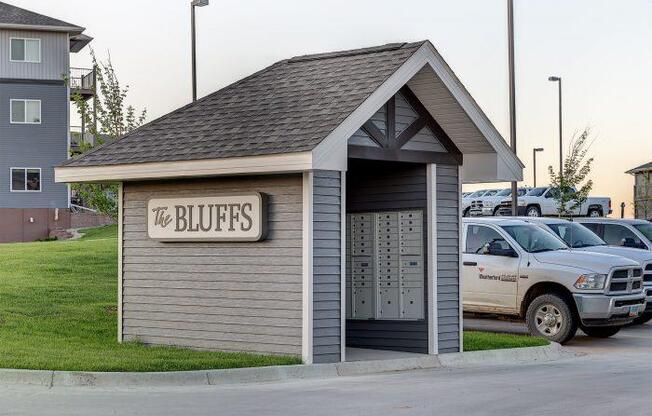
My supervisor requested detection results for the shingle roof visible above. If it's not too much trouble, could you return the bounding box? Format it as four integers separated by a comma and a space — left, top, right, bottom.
63, 41, 427, 167
0, 1, 83, 32
626, 162, 652, 174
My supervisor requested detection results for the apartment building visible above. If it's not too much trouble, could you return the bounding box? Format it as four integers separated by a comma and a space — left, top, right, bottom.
0, 1, 92, 242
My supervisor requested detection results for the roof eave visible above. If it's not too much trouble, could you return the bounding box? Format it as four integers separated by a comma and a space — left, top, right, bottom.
0, 23, 85, 35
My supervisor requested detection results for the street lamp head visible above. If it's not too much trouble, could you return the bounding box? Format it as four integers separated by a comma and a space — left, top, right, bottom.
534, 148, 544, 152
192, 0, 209, 6
548, 76, 561, 82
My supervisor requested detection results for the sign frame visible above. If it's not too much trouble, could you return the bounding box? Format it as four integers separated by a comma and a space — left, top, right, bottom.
146, 192, 268, 243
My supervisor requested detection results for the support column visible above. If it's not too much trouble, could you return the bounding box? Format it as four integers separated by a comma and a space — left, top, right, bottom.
426, 164, 438, 355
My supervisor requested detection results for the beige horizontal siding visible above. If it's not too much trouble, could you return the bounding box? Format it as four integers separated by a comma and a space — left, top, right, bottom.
121, 174, 303, 356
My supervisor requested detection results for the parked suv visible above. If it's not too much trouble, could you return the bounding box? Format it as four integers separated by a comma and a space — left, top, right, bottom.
496, 187, 611, 217
469, 187, 530, 217
462, 218, 646, 343
523, 217, 652, 325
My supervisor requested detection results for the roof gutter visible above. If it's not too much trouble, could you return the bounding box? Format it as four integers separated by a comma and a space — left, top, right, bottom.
0, 23, 85, 34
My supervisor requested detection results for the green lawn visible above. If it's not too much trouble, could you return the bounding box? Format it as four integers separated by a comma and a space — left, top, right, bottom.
0, 226, 300, 372
464, 331, 549, 352
0, 225, 546, 371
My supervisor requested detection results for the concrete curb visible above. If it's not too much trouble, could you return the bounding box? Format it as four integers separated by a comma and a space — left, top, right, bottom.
0, 343, 576, 388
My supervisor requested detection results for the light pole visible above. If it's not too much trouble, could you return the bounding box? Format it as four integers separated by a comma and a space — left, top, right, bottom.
191, 0, 209, 102
532, 147, 544, 187
507, 0, 518, 215
548, 76, 563, 177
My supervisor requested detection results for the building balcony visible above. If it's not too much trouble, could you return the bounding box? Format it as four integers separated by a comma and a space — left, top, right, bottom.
69, 67, 96, 101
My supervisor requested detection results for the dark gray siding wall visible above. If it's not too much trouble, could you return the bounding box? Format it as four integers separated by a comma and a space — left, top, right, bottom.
436, 165, 460, 353
312, 170, 342, 363
345, 160, 429, 353
0, 30, 70, 80
0, 81, 68, 208
121, 174, 303, 357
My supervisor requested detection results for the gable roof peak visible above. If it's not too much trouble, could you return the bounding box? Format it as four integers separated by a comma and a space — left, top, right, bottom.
0, 1, 84, 33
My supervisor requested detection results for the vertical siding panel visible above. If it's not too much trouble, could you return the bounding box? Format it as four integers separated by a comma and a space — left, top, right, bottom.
0, 30, 69, 80
437, 165, 460, 353
312, 170, 342, 363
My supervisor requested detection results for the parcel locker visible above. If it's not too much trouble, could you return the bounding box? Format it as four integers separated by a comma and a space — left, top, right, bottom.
346, 210, 424, 321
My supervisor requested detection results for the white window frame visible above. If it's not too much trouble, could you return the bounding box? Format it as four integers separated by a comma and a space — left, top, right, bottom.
9, 37, 41, 63
10, 99, 42, 125
10, 167, 42, 193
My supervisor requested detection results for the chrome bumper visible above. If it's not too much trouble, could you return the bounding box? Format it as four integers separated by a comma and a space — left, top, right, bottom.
573, 292, 647, 326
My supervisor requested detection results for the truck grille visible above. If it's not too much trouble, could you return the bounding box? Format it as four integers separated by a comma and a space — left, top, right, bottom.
644, 263, 652, 283
495, 201, 512, 216
608, 268, 644, 294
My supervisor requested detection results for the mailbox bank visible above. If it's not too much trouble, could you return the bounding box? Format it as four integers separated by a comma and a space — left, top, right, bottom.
56, 41, 522, 363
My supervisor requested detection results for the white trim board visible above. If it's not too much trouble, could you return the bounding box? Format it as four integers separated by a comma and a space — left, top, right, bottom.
339, 172, 347, 362
55, 152, 313, 183
117, 182, 124, 343
302, 171, 314, 364
457, 165, 464, 352
426, 163, 438, 355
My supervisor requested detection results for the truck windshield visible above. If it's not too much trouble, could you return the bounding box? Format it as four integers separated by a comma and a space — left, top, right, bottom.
546, 222, 607, 248
634, 223, 652, 242
501, 225, 568, 253
468, 190, 487, 198
526, 187, 548, 197
496, 189, 511, 196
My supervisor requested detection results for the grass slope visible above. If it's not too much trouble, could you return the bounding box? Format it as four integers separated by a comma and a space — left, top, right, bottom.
464, 331, 549, 352
0, 226, 299, 372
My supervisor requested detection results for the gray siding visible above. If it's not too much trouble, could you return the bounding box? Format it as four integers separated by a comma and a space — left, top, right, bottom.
121, 175, 303, 357
345, 160, 429, 353
0, 30, 69, 80
436, 165, 460, 353
312, 170, 341, 363
0, 81, 69, 208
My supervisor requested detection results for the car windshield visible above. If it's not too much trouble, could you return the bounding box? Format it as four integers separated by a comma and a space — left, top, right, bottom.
546, 222, 607, 248
468, 190, 487, 198
484, 190, 499, 196
634, 223, 652, 242
496, 189, 511, 196
501, 224, 569, 253
526, 187, 548, 197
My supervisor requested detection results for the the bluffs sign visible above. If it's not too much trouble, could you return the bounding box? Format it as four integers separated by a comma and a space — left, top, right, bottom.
147, 193, 267, 242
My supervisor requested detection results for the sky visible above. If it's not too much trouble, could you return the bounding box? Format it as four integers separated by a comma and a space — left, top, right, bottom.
13, 0, 652, 216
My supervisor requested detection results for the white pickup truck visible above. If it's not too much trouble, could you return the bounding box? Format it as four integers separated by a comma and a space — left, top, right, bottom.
462, 218, 646, 343
495, 186, 612, 218
469, 187, 530, 217
523, 217, 652, 325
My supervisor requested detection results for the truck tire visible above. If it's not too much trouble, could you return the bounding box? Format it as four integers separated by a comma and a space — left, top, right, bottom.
526, 294, 577, 344
587, 207, 602, 217
526, 205, 541, 217
463, 207, 470, 217
632, 312, 652, 325
581, 326, 621, 338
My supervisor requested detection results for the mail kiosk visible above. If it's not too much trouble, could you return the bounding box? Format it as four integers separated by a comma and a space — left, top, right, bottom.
55, 41, 523, 364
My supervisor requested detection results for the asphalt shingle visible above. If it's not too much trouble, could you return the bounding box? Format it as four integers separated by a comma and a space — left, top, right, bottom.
63, 41, 426, 167
0, 1, 83, 31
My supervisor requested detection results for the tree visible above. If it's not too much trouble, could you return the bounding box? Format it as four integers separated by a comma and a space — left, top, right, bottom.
68, 50, 147, 219
547, 129, 595, 217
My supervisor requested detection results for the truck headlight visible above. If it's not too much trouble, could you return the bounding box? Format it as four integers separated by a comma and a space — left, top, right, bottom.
574, 273, 607, 290
518, 200, 527, 206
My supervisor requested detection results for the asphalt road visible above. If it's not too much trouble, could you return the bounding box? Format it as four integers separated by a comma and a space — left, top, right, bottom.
2, 323, 651, 416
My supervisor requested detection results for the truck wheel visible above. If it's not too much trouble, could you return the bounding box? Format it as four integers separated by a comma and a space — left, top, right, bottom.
526, 205, 541, 217
526, 294, 577, 344
493, 207, 501, 216
632, 312, 652, 325
587, 208, 602, 217
581, 326, 621, 338
463, 207, 470, 217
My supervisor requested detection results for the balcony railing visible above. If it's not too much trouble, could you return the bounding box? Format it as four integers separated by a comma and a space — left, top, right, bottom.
69, 67, 96, 100
70, 125, 96, 154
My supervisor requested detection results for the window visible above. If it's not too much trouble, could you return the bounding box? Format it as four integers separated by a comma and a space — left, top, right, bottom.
603, 224, 647, 249
10, 168, 41, 192
547, 222, 606, 248
526, 187, 548, 197
10, 38, 41, 63
10, 99, 41, 124
634, 223, 652, 242
501, 224, 567, 253
466, 225, 514, 256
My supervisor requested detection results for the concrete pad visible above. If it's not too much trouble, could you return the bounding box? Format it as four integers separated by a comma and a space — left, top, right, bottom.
0, 369, 53, 386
